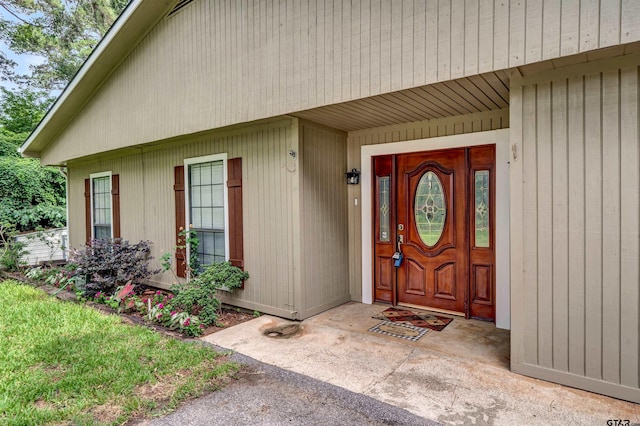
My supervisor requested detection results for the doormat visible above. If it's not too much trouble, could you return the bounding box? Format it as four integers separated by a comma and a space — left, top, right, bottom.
373, 307, 453, 332
368, 321, 429, 342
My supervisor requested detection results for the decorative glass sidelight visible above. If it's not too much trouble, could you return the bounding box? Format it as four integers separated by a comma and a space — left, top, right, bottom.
475, 170, 490, 247
414, 171, 445, 247
378, 176, 390, 242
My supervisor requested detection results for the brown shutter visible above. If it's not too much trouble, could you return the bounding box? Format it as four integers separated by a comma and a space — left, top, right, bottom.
84, 178, 91, 244
111, 174, 121, 239
227, 158, 244, 269
174, 166, 187, 278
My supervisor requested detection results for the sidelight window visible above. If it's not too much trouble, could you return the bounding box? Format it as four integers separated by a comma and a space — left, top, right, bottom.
474, 170, 490, 247
378, 176, 390, 242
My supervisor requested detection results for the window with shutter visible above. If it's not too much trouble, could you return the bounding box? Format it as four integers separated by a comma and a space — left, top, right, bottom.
85, 172, 120, 242
177, 154, 243, 275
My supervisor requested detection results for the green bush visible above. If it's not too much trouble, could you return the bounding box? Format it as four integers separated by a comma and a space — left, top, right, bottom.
0, 157, 66, 231
169, 262, 249, 326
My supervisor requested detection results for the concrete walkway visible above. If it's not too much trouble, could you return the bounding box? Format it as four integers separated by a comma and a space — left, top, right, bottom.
201, 302, 639, 425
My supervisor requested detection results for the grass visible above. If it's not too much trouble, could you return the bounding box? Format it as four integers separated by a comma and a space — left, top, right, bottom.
0, 280, 240, 425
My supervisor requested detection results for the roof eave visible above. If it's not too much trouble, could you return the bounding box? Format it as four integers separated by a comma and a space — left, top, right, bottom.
19, 0, 175, 159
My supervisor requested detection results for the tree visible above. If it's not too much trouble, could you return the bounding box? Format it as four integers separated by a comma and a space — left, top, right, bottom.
0, 87, 52, 132
0, 87, 53, 156
1, 0, 130, 90
0, 50, 16, 82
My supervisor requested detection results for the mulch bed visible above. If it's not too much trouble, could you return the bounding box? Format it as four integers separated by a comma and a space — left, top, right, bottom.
0, 270, 256, 339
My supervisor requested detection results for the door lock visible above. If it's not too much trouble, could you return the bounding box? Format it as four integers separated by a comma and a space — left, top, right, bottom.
398, 224, 404, 231
393, 234, 404, 267
392, 250, 403, 267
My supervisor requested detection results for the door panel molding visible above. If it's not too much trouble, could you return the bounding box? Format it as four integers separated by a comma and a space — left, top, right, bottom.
434, 262, 457, 300
404, 160, 454, 178
472, 264, 493, 305
405, 259, 427, 296
376, 256, 393, 291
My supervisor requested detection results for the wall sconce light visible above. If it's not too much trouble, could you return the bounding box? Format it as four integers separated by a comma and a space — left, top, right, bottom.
345, 168, 360, 185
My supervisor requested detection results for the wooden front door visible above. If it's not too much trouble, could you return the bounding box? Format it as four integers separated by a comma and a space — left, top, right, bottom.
373, 145, 495, 320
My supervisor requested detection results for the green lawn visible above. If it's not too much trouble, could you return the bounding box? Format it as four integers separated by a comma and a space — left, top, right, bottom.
0, 280, 239, 425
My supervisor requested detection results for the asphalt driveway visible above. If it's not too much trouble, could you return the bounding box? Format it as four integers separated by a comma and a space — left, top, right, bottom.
142, 348, 437, 425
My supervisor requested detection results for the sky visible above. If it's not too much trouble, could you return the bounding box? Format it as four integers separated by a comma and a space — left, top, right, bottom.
0, 7, 47, 92
1, 43, 46, 91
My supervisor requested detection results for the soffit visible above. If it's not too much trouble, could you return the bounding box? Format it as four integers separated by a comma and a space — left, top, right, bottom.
292, 71, 510, 132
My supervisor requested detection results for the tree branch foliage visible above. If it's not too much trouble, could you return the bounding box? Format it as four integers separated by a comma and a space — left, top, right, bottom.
1, 0, 129, 89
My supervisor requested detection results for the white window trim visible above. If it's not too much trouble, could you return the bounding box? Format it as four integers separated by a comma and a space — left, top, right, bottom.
183, 153, 230, 266
89, 171, 113, 240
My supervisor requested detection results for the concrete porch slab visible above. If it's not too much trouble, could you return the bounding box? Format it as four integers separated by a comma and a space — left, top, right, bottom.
201, 302, 639, 425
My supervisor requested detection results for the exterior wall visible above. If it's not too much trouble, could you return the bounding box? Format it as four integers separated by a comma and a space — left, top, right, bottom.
41, 0, 640, 165
298, 121, 350, 318
510, 54, 640, 402
68, 117, 303, 318
346, 109, 509, 300
16, 228, 68, 266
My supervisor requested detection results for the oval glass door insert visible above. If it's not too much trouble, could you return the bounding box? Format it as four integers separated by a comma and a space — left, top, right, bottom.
414, 171, 446, 246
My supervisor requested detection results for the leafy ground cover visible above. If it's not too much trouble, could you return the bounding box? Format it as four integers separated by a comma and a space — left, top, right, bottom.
0, 280, 240, 425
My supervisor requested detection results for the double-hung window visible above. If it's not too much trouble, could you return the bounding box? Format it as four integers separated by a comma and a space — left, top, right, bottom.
185, 154, 228, 267
90, 171, 113, 240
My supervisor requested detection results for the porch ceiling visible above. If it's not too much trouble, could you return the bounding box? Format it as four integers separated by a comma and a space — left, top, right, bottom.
292, 70, 510, 132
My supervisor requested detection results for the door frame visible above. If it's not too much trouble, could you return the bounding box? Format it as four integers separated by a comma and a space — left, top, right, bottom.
361, 129, 511, 329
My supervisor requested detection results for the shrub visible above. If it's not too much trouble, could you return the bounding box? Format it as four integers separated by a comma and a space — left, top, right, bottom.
169, 261, 249, 326
0, 157, 66, 232
69, 239, 160, 297
0, 222, 26, 271
136, 290, 203, 336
